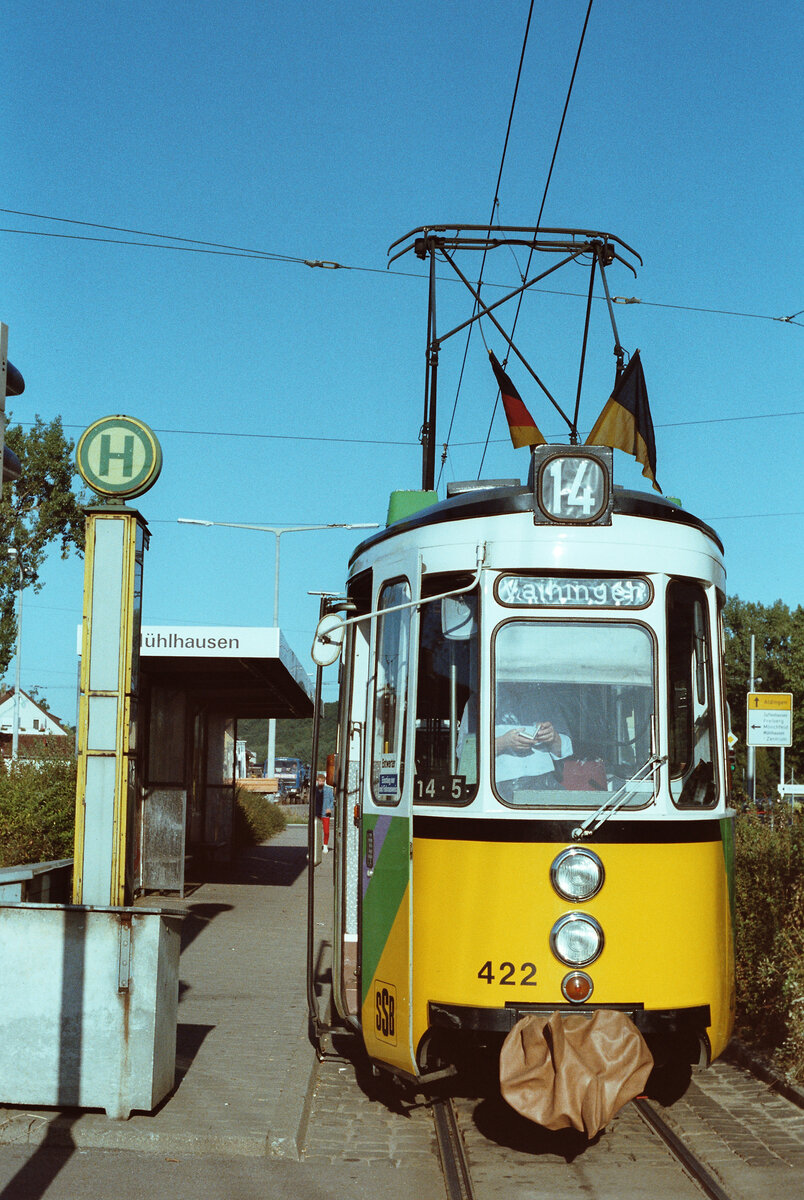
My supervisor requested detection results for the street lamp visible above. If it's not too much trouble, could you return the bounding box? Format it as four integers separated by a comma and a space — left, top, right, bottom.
7, 549, 25, 761
178, 519, 378, 625
177, 518, 379, 777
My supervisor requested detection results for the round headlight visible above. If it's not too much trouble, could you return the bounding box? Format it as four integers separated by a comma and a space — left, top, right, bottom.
550, 912, 604, 967
550, 847, 604, 902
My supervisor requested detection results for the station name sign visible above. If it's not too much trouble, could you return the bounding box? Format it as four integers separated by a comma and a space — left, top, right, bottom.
497, 576, 651, 609
139, 625, 281, 658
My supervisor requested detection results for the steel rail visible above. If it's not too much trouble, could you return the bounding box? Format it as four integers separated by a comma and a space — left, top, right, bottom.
432, 1097, 476, 1200
633, 1097, 734, 1200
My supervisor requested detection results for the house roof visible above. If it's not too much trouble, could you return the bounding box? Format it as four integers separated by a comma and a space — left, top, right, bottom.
0, 690, 70, 735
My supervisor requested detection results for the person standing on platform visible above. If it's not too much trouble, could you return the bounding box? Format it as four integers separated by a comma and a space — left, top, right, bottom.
315, 773, 334, 853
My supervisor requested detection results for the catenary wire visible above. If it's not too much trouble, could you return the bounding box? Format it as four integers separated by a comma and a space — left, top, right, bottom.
436, 1, 536, 490
477, 0, 597, 476
10, 407, 803, 448
1, 214, 799, 327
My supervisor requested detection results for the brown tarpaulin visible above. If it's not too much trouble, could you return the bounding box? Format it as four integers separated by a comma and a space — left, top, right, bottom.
499, 1009, 653, 1137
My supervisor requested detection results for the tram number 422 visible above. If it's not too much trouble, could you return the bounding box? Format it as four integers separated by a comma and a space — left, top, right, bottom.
478, 961, 538, 986
374, 981, 397, 1045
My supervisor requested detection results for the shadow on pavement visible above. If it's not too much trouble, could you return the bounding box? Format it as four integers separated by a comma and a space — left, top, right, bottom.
179, 903, 234, 952
0, 1125, 78, 1200
188, 843, 308, 891
173, 1023, 216, 1088
471, 1094, 602, 1160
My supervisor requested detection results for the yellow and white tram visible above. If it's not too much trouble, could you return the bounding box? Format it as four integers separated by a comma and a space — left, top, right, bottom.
310, 445, 734, 1094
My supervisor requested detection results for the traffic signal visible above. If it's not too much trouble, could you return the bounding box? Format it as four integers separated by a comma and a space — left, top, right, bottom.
1, 323, 23, 483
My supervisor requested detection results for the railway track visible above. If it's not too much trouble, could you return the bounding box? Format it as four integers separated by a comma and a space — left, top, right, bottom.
433, 1093, 741, 1200
632, 1097, 733, 1200
432, 1096, 476, 1200
304, 1047, 804, 1195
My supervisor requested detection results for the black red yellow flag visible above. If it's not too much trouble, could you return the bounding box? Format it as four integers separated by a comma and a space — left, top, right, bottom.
488, 350, 546, 449
585, 350, 660, 492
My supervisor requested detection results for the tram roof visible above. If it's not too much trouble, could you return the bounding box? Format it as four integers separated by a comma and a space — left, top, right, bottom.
349, 482, 723, 568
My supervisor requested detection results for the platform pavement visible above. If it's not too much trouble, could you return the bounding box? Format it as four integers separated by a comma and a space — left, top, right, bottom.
0, 824, 327, 1159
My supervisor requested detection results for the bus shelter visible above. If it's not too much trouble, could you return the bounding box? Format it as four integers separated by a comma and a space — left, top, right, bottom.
137, 625, 313, 896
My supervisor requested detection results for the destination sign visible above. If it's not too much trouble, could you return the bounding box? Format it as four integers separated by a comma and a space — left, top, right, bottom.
497, 576, 651, 609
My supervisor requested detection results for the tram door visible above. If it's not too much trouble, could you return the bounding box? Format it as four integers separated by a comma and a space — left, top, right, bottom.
332, 605, 369, 1024
360, 557, 420, 1075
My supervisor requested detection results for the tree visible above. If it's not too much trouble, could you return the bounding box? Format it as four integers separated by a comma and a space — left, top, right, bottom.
0, 416, 87, 674
237, 711, 338, 768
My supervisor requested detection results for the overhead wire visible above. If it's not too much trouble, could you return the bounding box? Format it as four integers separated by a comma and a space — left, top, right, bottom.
435, 1, 536, 490
477, 0, 596, 476
0, 207, 326, 266
11, 407, 800, 451
1, 211, 799, 326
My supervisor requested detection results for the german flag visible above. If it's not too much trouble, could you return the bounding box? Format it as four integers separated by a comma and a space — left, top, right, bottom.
585, 350, 660, 492
489, 350, 546, 449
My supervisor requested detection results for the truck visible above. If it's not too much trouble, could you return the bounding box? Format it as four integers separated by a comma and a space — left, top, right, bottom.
266, 756, 308, 801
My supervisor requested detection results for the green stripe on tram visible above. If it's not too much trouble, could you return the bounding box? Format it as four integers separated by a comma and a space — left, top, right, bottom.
361, 815, 410, 1005
720, 814, 736, 925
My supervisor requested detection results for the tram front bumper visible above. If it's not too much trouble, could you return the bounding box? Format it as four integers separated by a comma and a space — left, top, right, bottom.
428, 1000, 712, 1062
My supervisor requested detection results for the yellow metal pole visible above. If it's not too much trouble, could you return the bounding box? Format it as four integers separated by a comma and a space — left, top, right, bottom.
73, 507, 147, 906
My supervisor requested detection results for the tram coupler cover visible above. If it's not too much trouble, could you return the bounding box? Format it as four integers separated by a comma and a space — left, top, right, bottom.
499, 1009, 653, 1137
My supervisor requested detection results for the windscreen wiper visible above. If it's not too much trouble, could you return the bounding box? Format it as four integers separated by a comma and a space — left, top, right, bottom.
571, 754, 666, 840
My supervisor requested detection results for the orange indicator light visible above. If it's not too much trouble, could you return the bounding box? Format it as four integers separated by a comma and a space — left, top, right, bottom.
562, 971, 594, 1003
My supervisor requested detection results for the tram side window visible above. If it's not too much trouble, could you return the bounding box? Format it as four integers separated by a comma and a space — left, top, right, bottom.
370, 580, 411, 806
667, 581, 717, 807
413, 585, 479, 805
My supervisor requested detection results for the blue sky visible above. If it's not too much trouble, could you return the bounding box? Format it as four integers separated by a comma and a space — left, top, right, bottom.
3, 0, 802, 723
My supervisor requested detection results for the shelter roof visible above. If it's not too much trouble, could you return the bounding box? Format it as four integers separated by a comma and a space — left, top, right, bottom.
139, 625, 314, 718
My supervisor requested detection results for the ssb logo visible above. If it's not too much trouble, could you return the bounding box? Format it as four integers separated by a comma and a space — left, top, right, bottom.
374, 980, 397, 1044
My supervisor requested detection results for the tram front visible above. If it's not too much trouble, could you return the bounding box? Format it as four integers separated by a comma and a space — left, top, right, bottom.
320, 448, 734, 1134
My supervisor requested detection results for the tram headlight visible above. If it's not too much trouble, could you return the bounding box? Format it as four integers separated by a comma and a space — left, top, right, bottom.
549, 912, 604, 967
550, 848, 604, 902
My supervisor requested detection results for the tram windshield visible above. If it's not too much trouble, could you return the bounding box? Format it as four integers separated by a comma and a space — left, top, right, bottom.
493, 621, 655, 808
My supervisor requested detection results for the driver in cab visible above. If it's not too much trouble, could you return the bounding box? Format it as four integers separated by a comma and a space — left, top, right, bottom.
495, 697, 572, 801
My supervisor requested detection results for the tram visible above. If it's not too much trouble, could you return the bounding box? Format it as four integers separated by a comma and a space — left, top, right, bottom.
307, 227, 734, 1129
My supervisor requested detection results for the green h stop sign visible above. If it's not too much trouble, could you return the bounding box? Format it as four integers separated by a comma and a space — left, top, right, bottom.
76, 416, 162, 499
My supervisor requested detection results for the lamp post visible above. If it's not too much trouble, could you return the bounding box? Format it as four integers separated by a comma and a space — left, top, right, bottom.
7, 548, 24, 761
177, 518, 379, 778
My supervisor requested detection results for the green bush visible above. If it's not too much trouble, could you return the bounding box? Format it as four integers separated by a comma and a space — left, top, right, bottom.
234, 788, 288, 845
734, 806, 804, 1080
0, 749, 77, 867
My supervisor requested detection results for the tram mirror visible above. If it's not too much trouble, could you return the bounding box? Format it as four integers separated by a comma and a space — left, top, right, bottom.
311, 613, 346, 666
441, 596, 475, 640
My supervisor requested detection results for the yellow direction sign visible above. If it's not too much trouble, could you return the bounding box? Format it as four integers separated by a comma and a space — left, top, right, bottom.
747, 692, 793, 748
